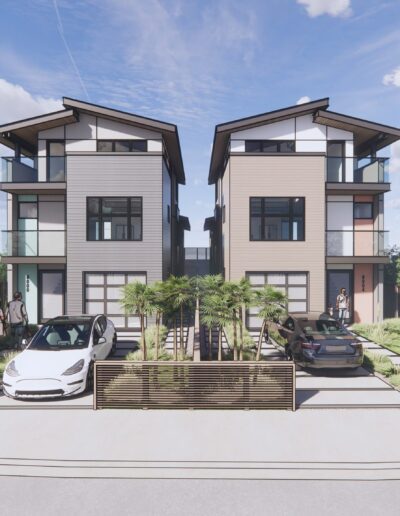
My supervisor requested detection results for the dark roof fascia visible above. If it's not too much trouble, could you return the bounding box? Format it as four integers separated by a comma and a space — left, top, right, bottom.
0, 109, 77, 133
63, 97, 176, 132
216, 97, 329, 134
63, 97, 185, 184
179, 215, 191, 231
314, 110, 400, 138
208, 98, 330, 184
204, 216, 215, 231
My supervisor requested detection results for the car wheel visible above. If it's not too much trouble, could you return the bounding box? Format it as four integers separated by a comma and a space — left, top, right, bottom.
110, 334, 117, 356
86, 362, 94, 392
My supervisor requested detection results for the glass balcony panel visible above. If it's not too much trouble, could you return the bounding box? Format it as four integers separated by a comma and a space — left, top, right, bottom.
327, 231, 353, 256
327, 231, 388, 256
1, 230, 65, 257
326, 157, 389, 184
1, 157, 65, 183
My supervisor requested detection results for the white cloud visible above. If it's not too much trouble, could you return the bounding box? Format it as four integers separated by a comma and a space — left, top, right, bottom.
390, 141, 400, 174
297, 0, 352, 18
296, 96, 311, 104
383, 67, 400, 87
0, 78, 62, 124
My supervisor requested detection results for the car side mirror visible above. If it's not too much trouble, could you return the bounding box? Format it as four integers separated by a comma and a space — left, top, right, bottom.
95, 336, 106, 345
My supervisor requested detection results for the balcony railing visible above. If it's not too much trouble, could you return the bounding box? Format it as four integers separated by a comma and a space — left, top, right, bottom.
326, 157, 389, 184
1, 230, 66, 257
1, 156, 65, 183
326, 230, 388, 257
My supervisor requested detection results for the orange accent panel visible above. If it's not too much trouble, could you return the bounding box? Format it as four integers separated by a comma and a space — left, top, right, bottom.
354, 231, 374, 255
354, 195, 373, 202
353, 264, 373, 323
355, 219, 374, 231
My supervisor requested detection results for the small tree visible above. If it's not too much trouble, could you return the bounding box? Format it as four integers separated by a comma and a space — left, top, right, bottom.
147, 282, 166, 360
222, 281, 244, 361
200, 291, 231, 361
163, 275, 193, 360
120, 282, 153, 360
235, 278, 254, 361
254, 285, 287, 361
197, 275, 224, 359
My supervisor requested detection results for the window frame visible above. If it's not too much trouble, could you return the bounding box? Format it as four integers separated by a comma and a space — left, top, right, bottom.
86, 196, 143, 242
96, 140, 148, 152
249, 197, 305, 242
245, 272, 309, 329
83, 271, 147, 331
244, 140, 295, 153
353, 201, 373, 220
18, 200, 38, 220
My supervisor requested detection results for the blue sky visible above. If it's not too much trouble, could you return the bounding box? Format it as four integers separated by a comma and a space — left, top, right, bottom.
0, 0, 400, 246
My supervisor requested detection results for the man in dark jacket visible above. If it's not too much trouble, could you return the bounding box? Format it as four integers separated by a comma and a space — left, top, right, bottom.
5, 292, 28, 350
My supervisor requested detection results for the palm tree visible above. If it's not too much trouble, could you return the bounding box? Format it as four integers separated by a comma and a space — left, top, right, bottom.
163, 275, 193, 360
235, 278, 254, 361
147, 282, 165, 360
254, 285, 287, 361
120, 281, 153, 360
196, 275, 224, 359
200, 291, 231, 361
222, 281, 243, 361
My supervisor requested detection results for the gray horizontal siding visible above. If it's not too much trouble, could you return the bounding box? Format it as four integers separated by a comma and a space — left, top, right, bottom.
66, 155, 163, 314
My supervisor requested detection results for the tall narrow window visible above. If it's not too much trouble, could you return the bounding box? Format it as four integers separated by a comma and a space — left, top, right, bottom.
47, 141, 65, 181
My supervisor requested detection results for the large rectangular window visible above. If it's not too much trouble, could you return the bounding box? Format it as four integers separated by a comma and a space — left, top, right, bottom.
87, 197, 142, 241
250, 197, 305, 241
97, 140, 147, 152
245, 140, 295, 153
246, 272, 308, 328
84, 272, 146, 329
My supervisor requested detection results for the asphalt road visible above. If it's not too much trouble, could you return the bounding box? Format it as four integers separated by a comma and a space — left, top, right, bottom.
0, 477, 398, 516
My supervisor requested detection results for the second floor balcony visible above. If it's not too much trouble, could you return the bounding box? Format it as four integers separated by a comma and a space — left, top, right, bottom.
0, 157, 66, 193
1, 230, 66, 259
326, 230, 388, 258
327, 156, 389, 183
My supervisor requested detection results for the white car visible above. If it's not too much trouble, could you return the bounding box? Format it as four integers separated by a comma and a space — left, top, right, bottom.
3, 315, 117, 399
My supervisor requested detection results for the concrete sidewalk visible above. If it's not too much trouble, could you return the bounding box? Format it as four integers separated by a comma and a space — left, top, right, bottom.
1, 407, 400, 480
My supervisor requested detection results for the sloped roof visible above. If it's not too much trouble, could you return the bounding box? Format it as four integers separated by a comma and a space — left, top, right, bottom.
208, 97, 400, 184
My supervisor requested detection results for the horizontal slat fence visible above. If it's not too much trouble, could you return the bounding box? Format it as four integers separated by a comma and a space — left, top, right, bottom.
94, 361, 295, 410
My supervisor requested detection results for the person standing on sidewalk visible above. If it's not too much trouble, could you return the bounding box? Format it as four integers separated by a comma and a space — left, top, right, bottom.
5, 292, 28, 350
0, 303, 5, 337
336, 287, 349, 326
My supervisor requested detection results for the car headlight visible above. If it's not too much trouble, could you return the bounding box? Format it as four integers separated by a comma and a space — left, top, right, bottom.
62, 359, 85, 376
5, 360, 20, 377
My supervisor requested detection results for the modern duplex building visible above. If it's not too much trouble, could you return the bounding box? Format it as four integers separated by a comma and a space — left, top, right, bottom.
0, 98, 188, 330
206, 98, 400, 324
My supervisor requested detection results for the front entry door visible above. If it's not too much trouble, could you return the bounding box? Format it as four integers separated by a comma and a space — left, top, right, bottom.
327, 270, 353, 323
39, 271, 65, 322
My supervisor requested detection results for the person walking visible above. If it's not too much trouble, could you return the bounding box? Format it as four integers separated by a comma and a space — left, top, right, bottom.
5, 292, 28, 350
0, 303, 5, 337
336, 287, 349, 326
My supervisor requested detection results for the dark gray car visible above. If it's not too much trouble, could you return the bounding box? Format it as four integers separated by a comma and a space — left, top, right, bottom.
275, 312, 363, 369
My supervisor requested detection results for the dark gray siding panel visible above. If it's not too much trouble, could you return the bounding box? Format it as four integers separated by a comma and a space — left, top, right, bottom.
66, 155, 162, 314
162, 159, 172, 280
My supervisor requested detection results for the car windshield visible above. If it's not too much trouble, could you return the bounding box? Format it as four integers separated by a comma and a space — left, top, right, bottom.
299, 320, 348, 336
29, 322, 92, 350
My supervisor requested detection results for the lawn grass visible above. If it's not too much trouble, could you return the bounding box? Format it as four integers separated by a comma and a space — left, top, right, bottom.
363, 350, 400, 390
352, 318, 400, 355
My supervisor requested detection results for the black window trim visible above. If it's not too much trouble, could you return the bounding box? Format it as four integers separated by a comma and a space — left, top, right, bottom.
18, 199, 38, 220
353, 201, 373, 220
83, 271, 147, 331
249, 197, 305, 242
245, 271, 309, 330
97, 139, 148, 152
86, 196, 143, 242
244, 140, 295, 153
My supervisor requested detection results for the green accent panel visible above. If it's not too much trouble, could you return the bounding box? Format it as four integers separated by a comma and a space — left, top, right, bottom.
18, 264, 38, 324
18, 195, 37, 201
18, 219, 37, 230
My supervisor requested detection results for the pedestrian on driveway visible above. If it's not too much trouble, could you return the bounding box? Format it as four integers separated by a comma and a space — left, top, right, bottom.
0, 303, 5, 337
336, 287, 349, 326
5, 292, 28, 350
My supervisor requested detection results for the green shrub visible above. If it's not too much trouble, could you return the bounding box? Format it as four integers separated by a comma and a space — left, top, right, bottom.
144, 324, 168, 349
364, 351, 397, 377
388, 373, 400, 388
125, 347, 172, 361
352, 319, 400, 355
224, 323, 255, 350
